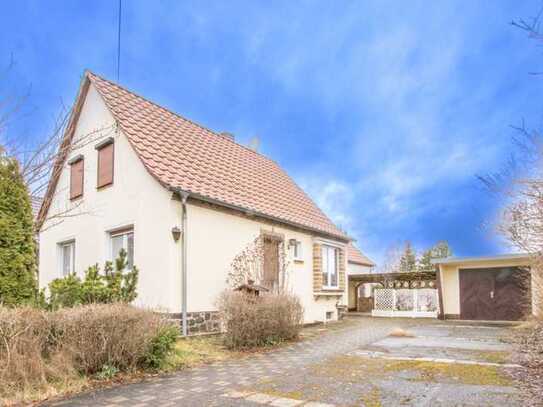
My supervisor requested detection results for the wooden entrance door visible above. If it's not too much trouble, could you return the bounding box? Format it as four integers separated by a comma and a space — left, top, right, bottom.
459, 267, 530, 321
262, 237, 279, 289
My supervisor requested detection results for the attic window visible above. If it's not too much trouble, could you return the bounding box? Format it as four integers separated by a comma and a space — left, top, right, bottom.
68, 155, 84, 200
95, 138, 114, 189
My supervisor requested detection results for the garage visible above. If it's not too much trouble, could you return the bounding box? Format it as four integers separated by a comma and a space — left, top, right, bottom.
433, 254, 535, 321
459, 267, 530, 320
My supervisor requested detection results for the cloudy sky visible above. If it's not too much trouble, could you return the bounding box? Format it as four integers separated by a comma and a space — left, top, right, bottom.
2, 1, 543, 264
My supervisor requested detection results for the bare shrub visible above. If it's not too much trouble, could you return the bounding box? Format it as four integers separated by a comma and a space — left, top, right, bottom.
0, 307, 76, 402
52, 303, 175, 374
216, 290, 303, 349
227, 235, 290, 293
0, 304, 177, 404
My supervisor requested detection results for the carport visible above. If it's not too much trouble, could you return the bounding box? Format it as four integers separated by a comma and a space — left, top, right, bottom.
348, 271, 439, 317
432, 254, 534, 321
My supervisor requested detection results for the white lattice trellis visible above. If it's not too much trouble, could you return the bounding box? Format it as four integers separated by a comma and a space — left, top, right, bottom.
372, 288, 439, 318
373, 288, 395, 311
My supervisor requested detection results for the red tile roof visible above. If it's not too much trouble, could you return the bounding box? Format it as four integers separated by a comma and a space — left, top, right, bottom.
347, 242, 375, 266
84, 71, 347, 240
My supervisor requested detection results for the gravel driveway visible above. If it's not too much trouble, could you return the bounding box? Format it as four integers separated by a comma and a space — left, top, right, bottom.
45, 317, 521, 406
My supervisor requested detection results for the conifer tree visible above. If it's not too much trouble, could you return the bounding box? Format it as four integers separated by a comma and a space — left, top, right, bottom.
399, 241, 417, 273
418, 241, 452, 272
0, 151, 37, 305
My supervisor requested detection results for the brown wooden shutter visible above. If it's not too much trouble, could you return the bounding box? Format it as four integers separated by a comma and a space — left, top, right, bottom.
70, 158, 84, 199
97, 142, 114, 188
313, 243, 323, 292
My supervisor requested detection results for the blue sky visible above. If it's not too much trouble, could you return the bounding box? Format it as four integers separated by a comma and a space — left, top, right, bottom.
2, 1, 543, 264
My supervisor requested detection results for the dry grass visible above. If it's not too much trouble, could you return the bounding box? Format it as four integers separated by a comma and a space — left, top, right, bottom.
311, 355, 512, 386
475, 350, 511, 364
164, 335, 238, 370
389, 360, 512, 386
359, 386, 382, 407
508, 317, 543, 405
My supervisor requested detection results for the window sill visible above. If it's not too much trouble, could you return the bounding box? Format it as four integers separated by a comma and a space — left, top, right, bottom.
97, 183, 113, 191
70, 195, 83, 201
314, 291, 344, 298
293, 259, 304, 264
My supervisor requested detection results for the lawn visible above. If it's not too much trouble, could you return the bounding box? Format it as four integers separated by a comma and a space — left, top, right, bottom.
163, 335, 240, 370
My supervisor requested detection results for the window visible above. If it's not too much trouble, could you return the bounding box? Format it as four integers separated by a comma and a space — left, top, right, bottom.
322, 245, 339, 289
291, 240, 303, 261
110, 228, 134, 269
59, 241, 75, 276
69, 155, 84, 199
96, 138, 114, 188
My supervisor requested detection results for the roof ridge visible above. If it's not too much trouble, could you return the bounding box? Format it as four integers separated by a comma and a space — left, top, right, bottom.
85, 70, 277, 162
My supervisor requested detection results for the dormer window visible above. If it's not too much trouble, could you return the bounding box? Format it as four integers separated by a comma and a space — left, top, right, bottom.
68, 155, 84, 200
96, 137, 114, 189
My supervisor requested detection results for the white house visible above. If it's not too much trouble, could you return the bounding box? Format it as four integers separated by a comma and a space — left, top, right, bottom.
37, 71, 372, 334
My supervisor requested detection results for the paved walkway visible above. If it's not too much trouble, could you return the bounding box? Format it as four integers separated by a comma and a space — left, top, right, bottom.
46, 317, 409, 406
46, 318, 521, 406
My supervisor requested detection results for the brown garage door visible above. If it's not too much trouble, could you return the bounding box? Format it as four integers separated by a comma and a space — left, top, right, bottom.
459, 267, 530, 321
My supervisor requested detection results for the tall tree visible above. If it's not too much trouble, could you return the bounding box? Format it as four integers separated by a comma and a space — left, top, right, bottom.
418, 241, 452, 272
0, 150, 37, 305
399, 241, 417, 273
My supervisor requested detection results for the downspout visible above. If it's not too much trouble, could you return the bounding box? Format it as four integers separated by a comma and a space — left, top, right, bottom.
178, 190, 190, 336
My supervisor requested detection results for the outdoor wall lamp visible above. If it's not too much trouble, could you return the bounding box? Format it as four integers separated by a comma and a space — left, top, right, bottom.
171, 226, 182, 242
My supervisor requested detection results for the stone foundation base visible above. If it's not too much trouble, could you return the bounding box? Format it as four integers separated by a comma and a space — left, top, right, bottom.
168, 311, 221, 335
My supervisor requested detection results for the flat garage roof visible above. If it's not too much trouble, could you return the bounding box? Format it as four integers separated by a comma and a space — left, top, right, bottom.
431, 253, 531, 266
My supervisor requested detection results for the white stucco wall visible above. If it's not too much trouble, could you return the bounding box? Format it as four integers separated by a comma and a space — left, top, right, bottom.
185, 202, 346, 323
39, 82, 347, 323
439, 258, 535, 317
39, 83, 181, 312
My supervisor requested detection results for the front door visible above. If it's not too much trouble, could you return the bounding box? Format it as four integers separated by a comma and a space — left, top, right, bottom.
459, 267, 530, 321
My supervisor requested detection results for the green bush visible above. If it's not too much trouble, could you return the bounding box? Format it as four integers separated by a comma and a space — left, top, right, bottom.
0, 154, 37, 306
141, 326, 179, 369
48, 249, 139, 309
48, 273, 83, 309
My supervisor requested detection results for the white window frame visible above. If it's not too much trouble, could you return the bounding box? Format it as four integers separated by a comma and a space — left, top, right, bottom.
291, 240, 303, 261
322, 244, 339, 289
109, 228, 134, 270
58, 240, 75, 277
